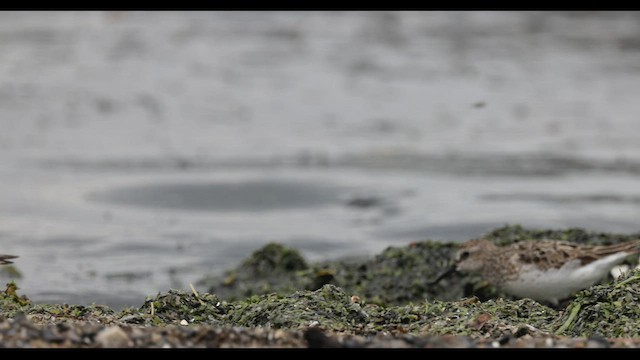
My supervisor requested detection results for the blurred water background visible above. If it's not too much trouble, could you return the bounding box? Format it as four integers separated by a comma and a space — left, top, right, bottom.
2, 11, 640, 308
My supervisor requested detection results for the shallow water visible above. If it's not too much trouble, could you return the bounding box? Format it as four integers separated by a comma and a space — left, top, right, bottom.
2, 11, 640, 309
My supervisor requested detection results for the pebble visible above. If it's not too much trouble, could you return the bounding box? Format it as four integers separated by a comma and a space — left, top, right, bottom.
95, 326, 130, 348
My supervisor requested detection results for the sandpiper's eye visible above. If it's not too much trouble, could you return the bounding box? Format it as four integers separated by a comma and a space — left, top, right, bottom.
459, 251, 470, 260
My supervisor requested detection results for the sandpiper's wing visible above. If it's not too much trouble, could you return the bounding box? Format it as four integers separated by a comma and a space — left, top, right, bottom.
514, 239, 640, 269
0, 254, 18, 265
576, 239, 640, 265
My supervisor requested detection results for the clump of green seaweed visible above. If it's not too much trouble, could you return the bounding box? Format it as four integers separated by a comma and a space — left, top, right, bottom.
212, 284, 558, 337
118, 289, 227, 326
0, 282, 31, 312
241, 243, 309, 274
554, 268, 640, 338
0, 281, 559, 339
0, 281, 115, 323
223, 285, 369, 331
199, 240, 476, 305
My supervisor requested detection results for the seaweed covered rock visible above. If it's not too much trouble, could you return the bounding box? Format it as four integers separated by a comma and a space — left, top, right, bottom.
1, 282, 117, 325
126, 285, 371, 332
0, 282, 31, 317
225, 284, 370, 331
199, 240, 472, 305
26, 304, 116, 324
222, 285, 559, 338
241, 243, 308, 275
555, 268, 640, 338
124, 289, 227, 326
198, 243, 312, 300
198, 225, 640, 306
128, 285, 558, 338
375, 297, 558, 338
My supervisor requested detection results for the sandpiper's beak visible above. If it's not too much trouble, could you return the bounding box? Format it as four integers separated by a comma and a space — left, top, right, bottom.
0, 255, 18, 265
426, 264, 457, 285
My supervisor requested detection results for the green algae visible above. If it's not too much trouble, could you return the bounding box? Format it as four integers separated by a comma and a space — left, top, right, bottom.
0, 281, 116, 323
218, 285, 558, 337
28, 303, 116, 321
408, 297, 558, 337
199, 239, 471, 306
202, 243, 312, 300
241, 243, 309, 274
0, 281, 559, 338
0, 282, 31, 313
125, 285, 559, 338
127, 285, 558, 338
130, 289, 227, 326
554, 268, 640, 338
224, 285, 369, 331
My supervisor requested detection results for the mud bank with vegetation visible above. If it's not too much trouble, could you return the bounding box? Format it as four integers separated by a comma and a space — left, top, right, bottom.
2, 225, 640, 348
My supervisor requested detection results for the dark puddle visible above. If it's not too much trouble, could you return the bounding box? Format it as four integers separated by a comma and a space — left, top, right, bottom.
87, 180, 349, 212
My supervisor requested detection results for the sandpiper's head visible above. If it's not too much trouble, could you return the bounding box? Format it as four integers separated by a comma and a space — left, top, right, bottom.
426, 238, 499, 286
453, 238, 497, 272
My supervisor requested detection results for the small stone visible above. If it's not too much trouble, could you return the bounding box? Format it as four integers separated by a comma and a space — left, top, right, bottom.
544, 338, 554, 347
41, 328, 65, 343
150, 332, 163, 343
95, 326, 130, 348
274, 329, 287, 340
586, 335, 610, 348
180, 319, 189, 326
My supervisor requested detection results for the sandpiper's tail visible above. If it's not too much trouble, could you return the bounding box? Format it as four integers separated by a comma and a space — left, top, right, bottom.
0, 254, 18, 265
575, 239, 640, 264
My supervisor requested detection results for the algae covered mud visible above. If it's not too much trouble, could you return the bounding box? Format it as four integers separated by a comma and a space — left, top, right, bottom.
3, 225, 640, 348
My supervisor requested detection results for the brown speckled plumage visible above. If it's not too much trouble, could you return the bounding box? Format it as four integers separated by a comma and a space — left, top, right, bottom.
452, 238, 640, 304
513, 239, 640, 270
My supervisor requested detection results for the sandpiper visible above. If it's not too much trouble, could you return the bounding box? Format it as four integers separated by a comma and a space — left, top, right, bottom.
432, 238, 640, 305
0, 254, 18, 265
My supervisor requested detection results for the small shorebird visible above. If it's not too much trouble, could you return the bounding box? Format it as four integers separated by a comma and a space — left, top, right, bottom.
430, 238, 640, 305
0, 254, 18, 265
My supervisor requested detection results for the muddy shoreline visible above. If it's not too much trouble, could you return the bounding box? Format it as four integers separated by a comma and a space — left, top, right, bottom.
2, 225, 640, 348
